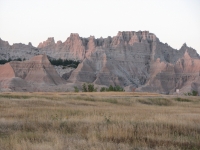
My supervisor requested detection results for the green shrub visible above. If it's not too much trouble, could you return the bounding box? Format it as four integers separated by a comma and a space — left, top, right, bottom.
113, 85, 124, 92
74, 86, 79, 92
88, 84, 95, 92
192, 90, 198, 96
82, 83, 97, 92
185, 90, 198, 96
108, 85, 114, 91
100, 87, 106, 92
100, 85, 124, 92
82, 83, 124, 92
82, 83, 88, 92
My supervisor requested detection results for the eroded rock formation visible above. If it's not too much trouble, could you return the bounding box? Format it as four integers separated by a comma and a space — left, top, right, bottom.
0, 31, 200, 94
67, 31, 200, 94
38, 34, 86, 60
0, 55, 65, 91
0, 38, 39, 60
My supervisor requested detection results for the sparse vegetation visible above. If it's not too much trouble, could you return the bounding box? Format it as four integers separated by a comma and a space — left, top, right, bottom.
82, 83, 88, 92
0, 57, 79, 68
174, 97, 191, 102
100, 85, 124, 92
100, 87, 106, 92
0, 92, 200, 150
0, 59, 8, 64
73, 86, 79, 92
82, 83, 97, 92
192, 90, 198, 96
49, 58, 80, 68
0, 58, 23, 64
138, 98, 172, 106
185, 90, 199, 96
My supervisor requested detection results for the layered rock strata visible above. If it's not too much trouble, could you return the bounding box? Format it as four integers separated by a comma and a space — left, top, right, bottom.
68, 31, 200, 94
0, 55, 65, 91
0, 31, 199, 94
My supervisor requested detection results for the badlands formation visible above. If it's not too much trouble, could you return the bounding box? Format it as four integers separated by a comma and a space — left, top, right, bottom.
0, 55, 65, 92
0, 31, 200, 94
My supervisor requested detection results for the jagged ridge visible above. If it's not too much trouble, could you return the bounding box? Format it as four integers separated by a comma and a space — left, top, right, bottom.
0, 31, 200, 94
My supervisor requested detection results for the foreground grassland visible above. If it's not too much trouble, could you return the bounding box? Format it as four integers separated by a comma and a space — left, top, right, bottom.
0, 92, 200, 150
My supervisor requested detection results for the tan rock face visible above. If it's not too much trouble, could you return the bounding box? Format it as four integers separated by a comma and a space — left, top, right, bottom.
38, 37, 55, 48
0, 63, 15, 80
38, 34, 86, 60
0, 55, 65, 91
138, 51, 200, 94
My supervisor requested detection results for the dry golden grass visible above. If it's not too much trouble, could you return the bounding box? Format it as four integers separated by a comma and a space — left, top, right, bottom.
0, 92, 200, 150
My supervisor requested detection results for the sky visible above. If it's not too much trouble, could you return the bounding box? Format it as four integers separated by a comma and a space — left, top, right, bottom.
0, 0, 200, 53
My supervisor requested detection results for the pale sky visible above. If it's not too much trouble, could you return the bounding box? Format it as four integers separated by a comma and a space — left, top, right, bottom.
0, 0, 200, 54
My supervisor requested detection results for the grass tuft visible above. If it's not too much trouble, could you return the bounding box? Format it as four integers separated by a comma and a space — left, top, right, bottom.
174, 97, 191, 102
138, 98, 172, 106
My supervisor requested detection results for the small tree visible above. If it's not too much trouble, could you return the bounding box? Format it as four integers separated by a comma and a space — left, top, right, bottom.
82, 83, 97, 92
115, 85, 124, 91
88, 83, 94, 92
82, 83, 88, 92
192, 90, 198, 96
108, 85, 114, 91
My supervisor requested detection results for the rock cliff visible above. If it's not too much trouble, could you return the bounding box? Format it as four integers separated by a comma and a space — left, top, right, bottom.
67, 31, 200, 94
38, 34, 86, 60
0, 31, 199, 94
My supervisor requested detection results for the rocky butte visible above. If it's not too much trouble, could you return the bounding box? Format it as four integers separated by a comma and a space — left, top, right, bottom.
0, 31, 200, 94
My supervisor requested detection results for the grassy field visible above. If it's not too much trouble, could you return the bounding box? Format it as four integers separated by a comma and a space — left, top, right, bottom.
0, 92, 200, 150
